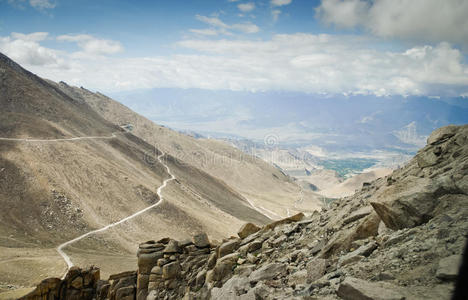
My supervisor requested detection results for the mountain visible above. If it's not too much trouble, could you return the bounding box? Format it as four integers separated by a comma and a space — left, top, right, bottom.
18, 124, 468, 300
48, 82, 322, 219
110, 88, 468, 151
0, 52, 321, 295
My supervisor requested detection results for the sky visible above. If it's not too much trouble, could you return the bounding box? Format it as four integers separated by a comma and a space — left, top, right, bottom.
1, 0, 468, 97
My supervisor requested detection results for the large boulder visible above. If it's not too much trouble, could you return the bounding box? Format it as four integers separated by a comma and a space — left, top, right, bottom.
162, 262, 181, 280
218, 239, 240, 258
337, 277, 405, 300
210, 275, 250, 300
249, 263, 287, 283
163, 240, 181, 254
264, 213, 304, 231
427, 125, 458, 145
238, 223, 261, 239
306, 258, 327, 282
209, 252, 240, 283
338, 241, 377, 267
436, 255, 462, 281
192, 232, 210, 248
370, 176, 459, 230
19, 267, 102, 300
138, 251, 164, 274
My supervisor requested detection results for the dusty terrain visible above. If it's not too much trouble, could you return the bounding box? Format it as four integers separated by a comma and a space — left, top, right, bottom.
2, 52, 322, 297
19, 124, 468, 300
318, 168, 392, 198
51, 83, 322, 219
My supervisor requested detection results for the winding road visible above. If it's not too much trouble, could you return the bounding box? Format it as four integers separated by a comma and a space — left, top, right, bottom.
1, 132, 275, 277
0, 133, 117, 142
244, 197, 277, 220
56, 151, 175, 276
0, 133, 176, 276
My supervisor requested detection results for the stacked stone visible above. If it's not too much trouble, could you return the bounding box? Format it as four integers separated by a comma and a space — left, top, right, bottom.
206, 217, 303, 288
135, 240, 166, 300
136, 233, 213, 300
105, 271, 137, 300
19, 266, 100, 300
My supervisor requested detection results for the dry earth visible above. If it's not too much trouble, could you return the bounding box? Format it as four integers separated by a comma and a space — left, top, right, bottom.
1, 52, 321, 297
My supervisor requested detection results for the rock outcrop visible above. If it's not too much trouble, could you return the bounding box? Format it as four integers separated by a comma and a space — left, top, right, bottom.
21, 125, 468, 299
19, 266, 100, 300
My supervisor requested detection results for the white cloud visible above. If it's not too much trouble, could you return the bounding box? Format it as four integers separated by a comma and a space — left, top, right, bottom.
0, 32, 64, 66
316, 0, 368, 28
316, 0, 468, 47
194, 14, 259, 35
57, 34, 123, 56
2, 32, 467, 97
238, 2, 255, 12
11, 32, 49, 42
271, 0, 292, 7
6, 0, 56, 10
272, 9, 281, 22
231, 22, 259, 34
29, 0, 55, 9
189, 28, 219, 36
195, 15, 229, 29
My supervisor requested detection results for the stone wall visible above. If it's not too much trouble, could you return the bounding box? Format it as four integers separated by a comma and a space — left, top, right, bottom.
19, 266, 100, 300
137, 233, 212, 300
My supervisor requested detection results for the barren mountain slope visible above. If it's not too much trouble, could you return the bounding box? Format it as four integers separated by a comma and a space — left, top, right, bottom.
0, 52, 269, 291
318, 168, 393, 198
51, 83, 323, 218
18, 124, 468, 300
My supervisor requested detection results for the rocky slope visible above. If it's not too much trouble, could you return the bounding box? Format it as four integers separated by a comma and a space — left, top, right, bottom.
20, 124, 468, 299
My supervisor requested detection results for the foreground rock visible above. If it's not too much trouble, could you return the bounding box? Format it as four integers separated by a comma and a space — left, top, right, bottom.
21, 125, 468, 300
237, 222, 261, 239
337, 277, 405, 300
19, 266, 100, 300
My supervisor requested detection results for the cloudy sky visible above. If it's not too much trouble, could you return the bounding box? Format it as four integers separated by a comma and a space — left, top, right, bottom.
1, 0, 468, 97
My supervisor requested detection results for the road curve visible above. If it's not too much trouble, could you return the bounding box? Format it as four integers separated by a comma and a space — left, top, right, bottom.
244, 197, 277, 220
56, 151, 175, 277
0, 133, 117, 142
1, 133, 277, 271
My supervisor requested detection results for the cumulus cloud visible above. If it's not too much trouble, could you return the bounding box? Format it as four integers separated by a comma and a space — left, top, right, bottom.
238, 2, 255, 12
316, 0, 468, 47
2, 32, 467, 96
0, 32, 64, 66
57, 34, 123, 56
194, 14, 259, 35
271, 0, 292, 7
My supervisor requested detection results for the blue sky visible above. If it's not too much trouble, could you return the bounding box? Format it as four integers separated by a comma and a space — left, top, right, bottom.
1, 0, 467, 97
0, 0, 326, 55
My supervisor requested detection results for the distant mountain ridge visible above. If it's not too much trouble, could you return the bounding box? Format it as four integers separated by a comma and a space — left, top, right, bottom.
110, 88, 468, 151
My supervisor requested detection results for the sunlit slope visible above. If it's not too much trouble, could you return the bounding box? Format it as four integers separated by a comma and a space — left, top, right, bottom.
0, 52, 268, 288
54, 83, 323, 218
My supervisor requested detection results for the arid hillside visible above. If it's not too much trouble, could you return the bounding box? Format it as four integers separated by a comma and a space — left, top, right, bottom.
49, 82, 323, 219
0, 52, 304, 295
17, 124, 468, 300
